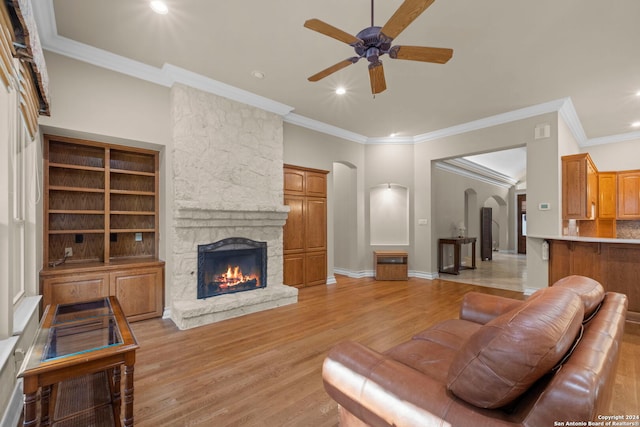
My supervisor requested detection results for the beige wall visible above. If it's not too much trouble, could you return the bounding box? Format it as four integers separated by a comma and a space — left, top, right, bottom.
585, 138, 640, 171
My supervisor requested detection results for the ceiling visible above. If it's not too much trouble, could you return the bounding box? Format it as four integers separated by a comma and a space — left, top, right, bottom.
35, 0, 640, 179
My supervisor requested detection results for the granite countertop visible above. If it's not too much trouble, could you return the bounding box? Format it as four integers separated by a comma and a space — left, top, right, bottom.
528, 234, 640, 244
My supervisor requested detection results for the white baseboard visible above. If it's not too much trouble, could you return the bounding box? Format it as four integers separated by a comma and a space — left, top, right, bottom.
0, 379, 22, 427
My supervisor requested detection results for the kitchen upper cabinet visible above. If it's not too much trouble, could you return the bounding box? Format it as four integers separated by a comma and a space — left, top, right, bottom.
562, 153, 598, 220
617, 171, 640, 219
598, 172, 617, 219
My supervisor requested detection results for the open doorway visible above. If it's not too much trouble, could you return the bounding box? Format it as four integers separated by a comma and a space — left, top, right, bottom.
517, 194, 527, 254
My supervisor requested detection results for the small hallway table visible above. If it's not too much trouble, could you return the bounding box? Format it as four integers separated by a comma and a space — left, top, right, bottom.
18, 296, 138, 427
438, 237, 477, 275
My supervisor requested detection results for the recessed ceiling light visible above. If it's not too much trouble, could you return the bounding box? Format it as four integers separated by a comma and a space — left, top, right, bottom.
632, 121, 640, 128
389, 133, 397, 137
251, 70, 265, 79
636, 90, 640, 97
335, 87, 346, 95
150, 1, 169, 15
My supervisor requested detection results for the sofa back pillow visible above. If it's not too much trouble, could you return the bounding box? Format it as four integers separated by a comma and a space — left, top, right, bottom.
447, 286, 584, 409
552, 275, 605, 319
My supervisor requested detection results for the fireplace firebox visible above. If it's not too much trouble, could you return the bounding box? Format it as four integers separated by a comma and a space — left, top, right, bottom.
197, 238, 267, 299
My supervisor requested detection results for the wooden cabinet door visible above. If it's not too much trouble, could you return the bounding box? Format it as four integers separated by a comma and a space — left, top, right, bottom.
283, 165, 328, 288
110, 266, 163, 321
306, 172, 327, 197
617, 171, 640, 219
305, 197, 326, 252
305, 252, 327, 286
598, 172, 617, 219
283, 254, 305, 287
42, 272, 110, 307
562, 154, 597, 220
283, 195, 305, 252
284, 168, 305, 195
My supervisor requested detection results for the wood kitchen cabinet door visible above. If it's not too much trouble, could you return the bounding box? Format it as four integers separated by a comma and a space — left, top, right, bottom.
598, 172, 617, 219
562, 153, 598, 220
617, 171, 640, 219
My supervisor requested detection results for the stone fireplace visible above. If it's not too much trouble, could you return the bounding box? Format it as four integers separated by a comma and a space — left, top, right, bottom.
169, 84, 298, 330
197, 238, 267, 299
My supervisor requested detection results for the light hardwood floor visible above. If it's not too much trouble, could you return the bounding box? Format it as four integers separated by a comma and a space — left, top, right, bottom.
129, 276, 640, 426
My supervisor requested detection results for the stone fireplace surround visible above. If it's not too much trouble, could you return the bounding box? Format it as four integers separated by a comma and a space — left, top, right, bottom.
169, 84, 298, 330
171, 203, 297, 330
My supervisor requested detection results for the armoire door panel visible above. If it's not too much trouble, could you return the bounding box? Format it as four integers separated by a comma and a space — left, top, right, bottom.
283, 254, 305, 287
284, 195, 305, 252
283, 165, 328, 287
284, 169, 305, 194
306, 172, 327, 197
306, 197, 327, 251
306, 252, 327, 286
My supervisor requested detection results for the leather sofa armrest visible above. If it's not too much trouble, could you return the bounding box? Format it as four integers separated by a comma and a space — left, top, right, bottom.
459, 292, 524, 324
322, 341, 452, 427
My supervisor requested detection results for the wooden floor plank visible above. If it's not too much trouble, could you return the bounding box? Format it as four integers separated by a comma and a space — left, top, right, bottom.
129, 276, 639, 426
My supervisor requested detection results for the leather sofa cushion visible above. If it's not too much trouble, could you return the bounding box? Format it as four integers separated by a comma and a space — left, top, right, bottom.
447, 286, 584, 409
384, 319, 482, 382
552, 275, 605, 319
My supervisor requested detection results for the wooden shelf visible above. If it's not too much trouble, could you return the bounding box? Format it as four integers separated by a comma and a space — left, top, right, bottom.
49, 209, 105, 215
42, 135, 163, 322
44, 135, 160, 263
111, 168, 155, 177
49, 229, 104, 235
111, 211, 155, 215
49, 162, 105, 172
110, 189, 155, 196
110, 228, 156, 233
49, 186, 105, 193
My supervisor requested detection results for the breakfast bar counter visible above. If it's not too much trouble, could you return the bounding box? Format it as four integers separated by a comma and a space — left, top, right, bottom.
532, 235, 640, 324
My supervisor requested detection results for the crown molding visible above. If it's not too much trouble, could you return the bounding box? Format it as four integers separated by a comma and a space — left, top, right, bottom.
283, 113, 367, 144
34, 0, 635, 149
581, 130, 640, 147
414, 98, 570, 144
435, 159, 518, 189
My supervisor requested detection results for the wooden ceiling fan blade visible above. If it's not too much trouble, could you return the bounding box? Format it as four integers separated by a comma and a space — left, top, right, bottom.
304, 19, 361, 45
368, 62, 387, 94
308, 57, 359, 82
381, 0, 435, 40
390, 45, 453, 63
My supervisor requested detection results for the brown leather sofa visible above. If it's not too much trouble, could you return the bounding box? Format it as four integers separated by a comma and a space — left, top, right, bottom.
322, 276, 628, 427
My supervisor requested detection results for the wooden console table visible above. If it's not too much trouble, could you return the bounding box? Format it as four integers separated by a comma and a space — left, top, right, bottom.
438, 237, 477, 275
18, 297, 138, 427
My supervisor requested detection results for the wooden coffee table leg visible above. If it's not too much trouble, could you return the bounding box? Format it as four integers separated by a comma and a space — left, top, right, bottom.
23, 391, 37, 427
123, 364, 134, 427
41, 385, 52, 426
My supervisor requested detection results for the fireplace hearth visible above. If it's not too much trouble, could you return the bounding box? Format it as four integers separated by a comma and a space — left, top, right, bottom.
198, 238, 267, 299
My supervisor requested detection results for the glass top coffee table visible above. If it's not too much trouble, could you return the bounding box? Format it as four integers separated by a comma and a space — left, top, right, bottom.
18, 297, 139, 427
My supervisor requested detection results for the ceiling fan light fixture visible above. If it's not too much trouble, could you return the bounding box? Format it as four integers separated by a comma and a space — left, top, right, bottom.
150, 1, 169, 15
335, 87, 346, 95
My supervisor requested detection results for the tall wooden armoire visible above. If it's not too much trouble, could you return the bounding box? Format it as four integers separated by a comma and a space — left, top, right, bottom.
283, 165, 328, 288
480, 207, 493, 261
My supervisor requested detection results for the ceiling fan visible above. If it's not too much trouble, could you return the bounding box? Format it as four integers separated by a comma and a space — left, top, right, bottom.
304, 0, 453, 95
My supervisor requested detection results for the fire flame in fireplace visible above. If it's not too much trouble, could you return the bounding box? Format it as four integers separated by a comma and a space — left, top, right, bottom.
215, 265, 259, 289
